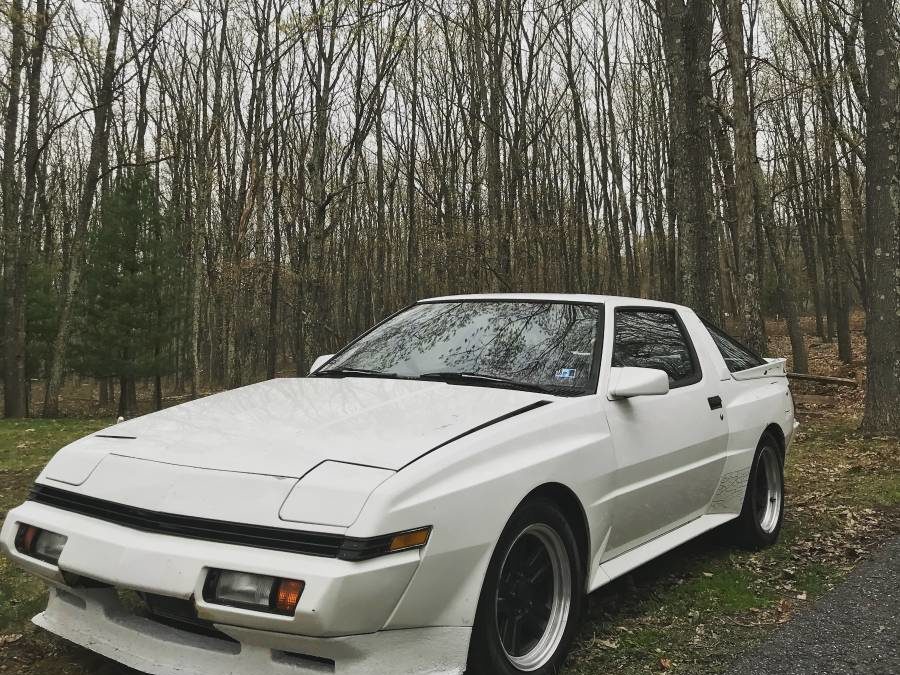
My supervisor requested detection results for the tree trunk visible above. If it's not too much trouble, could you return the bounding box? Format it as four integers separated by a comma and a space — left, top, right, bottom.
43, 0, 126, 417
657, 0, 719, 319
564, 7, 589, 292
99, 377, 111, 408
267, 19, 283, 381
753, 163, 808, 371
1, 0, 27, 417
860, 0, 900, 435
720, 0, 766, 355
484, 0, 507, 288
14, 0, 51, 410
821, 28, 853, 365
406, 11, 420, 303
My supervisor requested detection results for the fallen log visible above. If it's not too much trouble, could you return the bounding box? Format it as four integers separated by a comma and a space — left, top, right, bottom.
787, 372, 857, 387
793, 393, 836, 407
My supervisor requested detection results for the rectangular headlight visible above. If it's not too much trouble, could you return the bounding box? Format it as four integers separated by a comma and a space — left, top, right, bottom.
15, 524, 68, 565
203, 569, 304, 616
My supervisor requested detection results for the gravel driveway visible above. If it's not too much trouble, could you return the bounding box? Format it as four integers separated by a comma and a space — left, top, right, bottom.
725, 534, 900, 675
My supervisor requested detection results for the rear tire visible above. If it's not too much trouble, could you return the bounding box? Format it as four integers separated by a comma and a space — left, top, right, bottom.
467, 499, 585, 675
733, 434, 785, 549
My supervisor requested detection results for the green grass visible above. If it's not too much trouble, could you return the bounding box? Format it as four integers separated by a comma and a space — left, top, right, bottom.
0, 557, 49, 632
664, 564, 773, 613
0, 416, 896, 675
0, 419, 108, 476
0, 419, 107, 639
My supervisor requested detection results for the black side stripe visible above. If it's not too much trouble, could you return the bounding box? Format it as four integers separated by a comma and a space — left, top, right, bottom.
401, 400, 552, 470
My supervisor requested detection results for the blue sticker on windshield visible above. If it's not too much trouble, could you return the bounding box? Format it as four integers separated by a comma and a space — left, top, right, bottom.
556, 368, 577, 380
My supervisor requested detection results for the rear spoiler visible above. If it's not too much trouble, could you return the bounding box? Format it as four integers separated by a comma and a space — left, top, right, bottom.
731, 357, 787, 381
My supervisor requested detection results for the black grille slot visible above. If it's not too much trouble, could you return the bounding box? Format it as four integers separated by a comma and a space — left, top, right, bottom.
29, 484, 345, 558
273, 651, 336, 672
140, 592, 238, 644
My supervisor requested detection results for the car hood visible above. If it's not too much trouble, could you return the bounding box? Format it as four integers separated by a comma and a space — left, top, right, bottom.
42, 377, 549, 484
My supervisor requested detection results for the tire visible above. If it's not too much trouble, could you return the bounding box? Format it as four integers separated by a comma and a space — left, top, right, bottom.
467, 499, 585, 675
733, 434, 785, 549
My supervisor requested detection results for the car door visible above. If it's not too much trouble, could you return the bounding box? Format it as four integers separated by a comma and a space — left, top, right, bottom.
600, 307, 729, 561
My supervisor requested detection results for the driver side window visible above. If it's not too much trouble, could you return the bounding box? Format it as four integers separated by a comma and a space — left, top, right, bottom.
612, 309, 701, 388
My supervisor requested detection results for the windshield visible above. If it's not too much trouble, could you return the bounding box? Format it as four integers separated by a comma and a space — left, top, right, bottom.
319, 301, 603, 395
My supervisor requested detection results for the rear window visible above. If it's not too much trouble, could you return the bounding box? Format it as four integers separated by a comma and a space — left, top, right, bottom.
704, 321, 765, 373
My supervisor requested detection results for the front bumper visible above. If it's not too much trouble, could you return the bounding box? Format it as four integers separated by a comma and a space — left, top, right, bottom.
1, 500, 471, 674
37, 585, 468, 674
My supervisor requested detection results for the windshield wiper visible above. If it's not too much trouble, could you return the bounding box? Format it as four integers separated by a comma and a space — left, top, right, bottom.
417, 371, 562, 395
314, 367, 398, 379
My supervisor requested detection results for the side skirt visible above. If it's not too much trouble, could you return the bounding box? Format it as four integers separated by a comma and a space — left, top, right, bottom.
588, 513, 737, 592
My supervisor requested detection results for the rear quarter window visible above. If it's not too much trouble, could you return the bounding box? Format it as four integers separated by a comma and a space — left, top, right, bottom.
703, 321, 766, 373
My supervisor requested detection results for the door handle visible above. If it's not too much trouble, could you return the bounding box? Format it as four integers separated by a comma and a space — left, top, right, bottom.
708, 395, 723, 410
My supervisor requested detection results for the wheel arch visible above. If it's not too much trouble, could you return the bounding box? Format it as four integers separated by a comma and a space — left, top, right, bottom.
521, 482, 591, 573
763, 422, 786, 462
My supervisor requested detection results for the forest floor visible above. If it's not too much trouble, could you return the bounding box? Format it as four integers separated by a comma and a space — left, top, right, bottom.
0, 316, 898, 674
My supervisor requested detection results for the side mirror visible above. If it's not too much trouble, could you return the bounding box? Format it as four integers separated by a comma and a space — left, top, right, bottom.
309, 354, 335, 374
608, 366, 670, 399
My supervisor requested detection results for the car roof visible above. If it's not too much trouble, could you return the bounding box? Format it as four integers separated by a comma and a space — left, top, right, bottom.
419, 293, 689, 312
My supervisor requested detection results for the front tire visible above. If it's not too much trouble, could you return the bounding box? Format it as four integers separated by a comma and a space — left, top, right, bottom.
733, 434, 785, 549
467, 499, 584, 675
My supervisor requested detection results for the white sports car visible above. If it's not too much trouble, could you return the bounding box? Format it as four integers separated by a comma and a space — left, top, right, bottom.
1, 294, 797, 675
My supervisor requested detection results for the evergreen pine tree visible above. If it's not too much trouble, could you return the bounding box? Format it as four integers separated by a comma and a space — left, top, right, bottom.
72, 171, 180, 416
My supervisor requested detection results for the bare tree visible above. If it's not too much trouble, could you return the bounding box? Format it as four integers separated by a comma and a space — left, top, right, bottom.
43, 0, 127, 417
1, 0, 28, 417
656, 0, 721, 320
719, 0, 767, 355
860, 0, 900, 435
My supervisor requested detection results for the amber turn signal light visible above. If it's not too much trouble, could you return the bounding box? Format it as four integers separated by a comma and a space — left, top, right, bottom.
203, 569, 304, 616
337, 526, 434, 560
389, 527, 431, 553
275, 579, 305, 614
